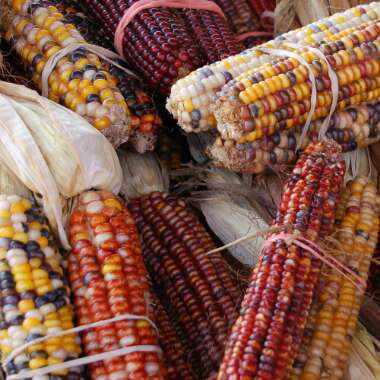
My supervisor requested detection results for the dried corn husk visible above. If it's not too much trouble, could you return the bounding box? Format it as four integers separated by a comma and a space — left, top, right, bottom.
345, 323, 380, 380
191, 168, 280, 268
118, 150, 169, 200
360, 298, 380, 341
343, 148, 376, 184
274, 0, 357, 35
0, 164, 31, 199
0, 81, 122, 247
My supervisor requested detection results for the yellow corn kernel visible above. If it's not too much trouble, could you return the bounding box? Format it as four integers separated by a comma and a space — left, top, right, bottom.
0, 210, 10, 219
38, 236, 48, 248
13, 232, 29, 244
29, 358, 48, 369
23, 318, 41, 331
239, 91, 251, 105
94, 117, 111, 130
18, 299, 35, 313
0, 226, 14, 238
104, 198, 122, 210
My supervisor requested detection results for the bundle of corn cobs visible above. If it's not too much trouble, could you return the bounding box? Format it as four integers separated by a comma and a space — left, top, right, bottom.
168, 2, 380, 173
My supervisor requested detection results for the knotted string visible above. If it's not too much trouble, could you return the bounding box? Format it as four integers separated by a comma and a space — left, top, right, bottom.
261, 232, 366, 293
114, 0, 226, 56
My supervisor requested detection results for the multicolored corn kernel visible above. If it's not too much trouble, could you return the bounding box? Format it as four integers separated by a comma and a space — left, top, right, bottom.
129, 192, 240, 378
0, 194, 81, 378
217, 140, 346, 380
291, 176, 380, 380
55, 2, 163, 153
167, 2, 380, 133
80, 0, 240, 95
1, 0, 130, 147
213, 19, 380, 143
68, 191, 166, 380
207, 100, 380, 173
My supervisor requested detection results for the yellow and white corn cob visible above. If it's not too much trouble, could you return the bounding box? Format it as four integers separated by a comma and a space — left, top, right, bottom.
166, 2, 380, 133
291, 176, 380, 380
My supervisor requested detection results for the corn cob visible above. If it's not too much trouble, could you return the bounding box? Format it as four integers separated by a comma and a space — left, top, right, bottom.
128, 192, 240, 377
167, 2, 380, 133
0, 194, 81, 378
55, 2, 163, 153
213, 0, 271, 48
291, 176, 380, 380
208, 99, 380, 172
150, 289, 196, 380
213, 19, 380, 144
80, 0, 240, 94
217, 140, 346, 380
1, 0, 130, 147
68, 191, 166, 380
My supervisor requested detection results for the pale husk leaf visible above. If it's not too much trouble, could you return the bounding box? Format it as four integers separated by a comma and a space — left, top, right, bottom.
118, 150, 169, 201
345, 323, 380, 380
0, 164, 31, 199
0, 81, 122, 196
194, 168, 270, 267
0, 93, 68, 247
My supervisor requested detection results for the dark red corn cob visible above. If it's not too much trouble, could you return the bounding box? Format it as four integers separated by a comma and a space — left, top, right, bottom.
129, 192, 240, 377
80, 0, 240, 93
215, 0, 261, 35
150, 289, 197, 380
217, 140, 346, 380
213, 0, 271, 47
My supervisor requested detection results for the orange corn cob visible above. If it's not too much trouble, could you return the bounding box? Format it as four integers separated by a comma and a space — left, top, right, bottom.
68, 191, 166, 380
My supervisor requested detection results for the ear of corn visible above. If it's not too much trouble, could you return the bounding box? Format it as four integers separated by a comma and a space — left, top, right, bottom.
55, 2, 163, 154
213, 0, 271, 48
80, 0, 240, 94
290, 176, 380, 380
167, 2, 380, 133
217, 140, 346, 380
214, 19, 380, 143
1, 0, 130, 147
208, 99, 380, 172
0, 194, 81, 378
129, 192, 241, 378
68, 191, 166, 380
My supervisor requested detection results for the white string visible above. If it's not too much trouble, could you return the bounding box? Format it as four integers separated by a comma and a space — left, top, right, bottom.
7, 345, 161, 380
261, 10, 274, 19
256, 44, 317, 151
3, 312, 160, 380
256, 41, 339, 149
41, 43, 140, 97
285, 42, 339, 141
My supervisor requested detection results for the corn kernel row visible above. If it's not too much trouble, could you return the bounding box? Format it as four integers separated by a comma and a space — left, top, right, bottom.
207, 100, 380, 172
1, 0, 130, 147
167, 2, 380, 133
150, 288, 196, 380
68, 191, 165, 380
291, 176, 380, 380
213, 19, 380, 144
0, 194, 81, 378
